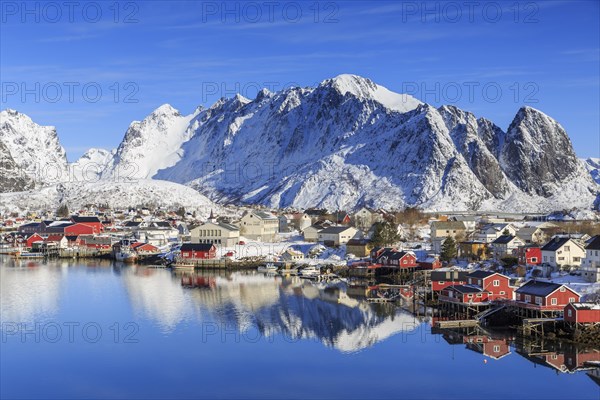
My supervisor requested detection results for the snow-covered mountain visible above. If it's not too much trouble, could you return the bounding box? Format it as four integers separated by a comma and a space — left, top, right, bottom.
1, 74, 598, 212
69, 148, 115, 182
584, 158, 600, 184
150, 75, 597, 212
0, 180, 216, 215
102, 104, 196, 180
0, 140, 34, 192
0, 109, 68, 186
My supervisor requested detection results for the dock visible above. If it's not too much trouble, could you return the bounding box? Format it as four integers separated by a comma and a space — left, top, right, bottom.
434, 320, 479, 328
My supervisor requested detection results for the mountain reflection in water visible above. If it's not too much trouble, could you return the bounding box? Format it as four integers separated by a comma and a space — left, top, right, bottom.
1, 259, 599, 399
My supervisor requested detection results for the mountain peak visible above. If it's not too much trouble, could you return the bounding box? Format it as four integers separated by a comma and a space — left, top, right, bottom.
151, 104, 180, 117
319, 74, 422, 113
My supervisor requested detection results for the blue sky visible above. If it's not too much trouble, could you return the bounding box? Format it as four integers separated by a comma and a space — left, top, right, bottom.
1, 0, 599, 161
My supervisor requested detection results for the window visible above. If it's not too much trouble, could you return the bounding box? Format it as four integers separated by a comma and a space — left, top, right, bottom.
439, 281, 445, 284
551, 298, 558, 305
500, 291, 506, 295
569, 297, 575, 303
525, 295, 531, 302
477, 293, 483, 297
468, 294, 473, 298
531, 257, 537, 263
493, 345, 500, 353
535, 297, 542, 305
564, 246, 570, 251
560, 287, 566, 292
493, 280, 500, 287
567, 309, 573, 317
573, 257, 580, 262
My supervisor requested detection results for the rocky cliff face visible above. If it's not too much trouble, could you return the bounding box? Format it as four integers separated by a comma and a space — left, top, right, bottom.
500, 106, 583, 197
0, 140, 34, 192
0, 109, 68, 189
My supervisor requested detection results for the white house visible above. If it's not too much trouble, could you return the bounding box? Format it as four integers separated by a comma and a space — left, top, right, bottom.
318, 226, 358, 246
239, 211, 279, 241
581, 235, 600, 282
353, 207, 384, 231
430, 221, 468, 253
292, 213, 312, 232
516, 226, 548, 245
541, 237, 586, 269
303, 220, 332, 242
475, 223, 517, 243
490, 235, 524, 258
190, 221, 240, 247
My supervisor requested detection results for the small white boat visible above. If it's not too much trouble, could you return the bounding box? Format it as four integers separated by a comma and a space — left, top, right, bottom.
258, 263, 278, 273
300, 266, 321, 277
280, 267, 300, 275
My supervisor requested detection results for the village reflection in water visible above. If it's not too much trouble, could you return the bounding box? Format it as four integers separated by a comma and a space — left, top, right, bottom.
1, 258, 599, 393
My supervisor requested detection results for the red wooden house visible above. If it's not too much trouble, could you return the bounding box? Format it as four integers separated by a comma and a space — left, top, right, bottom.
430, 270, 469, 292
564, 303, 600, 324
180, 243, 217, 260
64, 223, 95, 236
516, 246, 542, 266
439, 285, 490, 304
417, 256, 442, 270
514, 280, 580, 311
70, 216, 103, 233
466, 271, 513, 301
373, 249, 417, 268
25, 233, 44, 248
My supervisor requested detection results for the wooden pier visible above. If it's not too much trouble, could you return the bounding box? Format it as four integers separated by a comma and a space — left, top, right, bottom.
434, 320, 479, 329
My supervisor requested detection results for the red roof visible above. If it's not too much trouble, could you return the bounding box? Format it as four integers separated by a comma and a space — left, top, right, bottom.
46, 235, 64, 242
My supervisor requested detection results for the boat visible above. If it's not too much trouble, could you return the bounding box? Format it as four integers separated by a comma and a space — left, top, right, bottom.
114, 250, 137, 263
173, 261, 196, 269
113, 239, 138, 263
280, 266, 300, 275
258, 263, 278, 273
10, 251, 44, 259
299, 265, 321, 277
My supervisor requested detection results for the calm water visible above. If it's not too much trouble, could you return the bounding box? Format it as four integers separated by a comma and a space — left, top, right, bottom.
1, 257, 598, 400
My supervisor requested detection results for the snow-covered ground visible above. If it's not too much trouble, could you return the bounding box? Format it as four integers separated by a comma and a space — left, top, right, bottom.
216, 232, 347, 265
0, 179, 217, 218
549, 272, 600, 300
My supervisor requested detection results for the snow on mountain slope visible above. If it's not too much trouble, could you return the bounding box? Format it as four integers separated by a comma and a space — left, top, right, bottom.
69, 148, 115, 182
154, 78, 597, 212
102, 104, 196, 180
0, 140, 34, 192
584, 158, 600, 184
2, 75, 598, 213
0, 180, 216, 216
321, 74, 422, 113
0, 109, 68, 186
